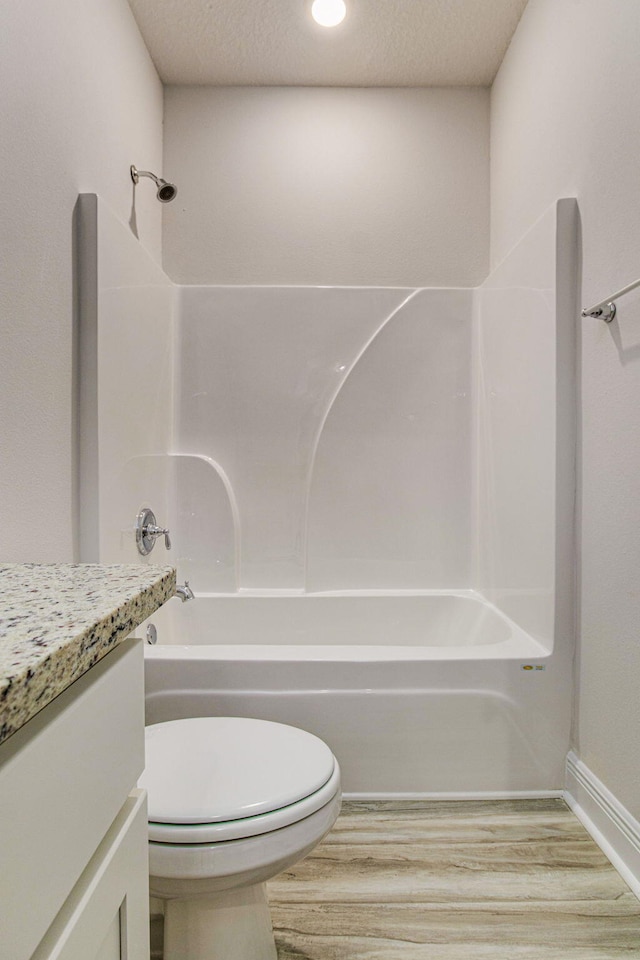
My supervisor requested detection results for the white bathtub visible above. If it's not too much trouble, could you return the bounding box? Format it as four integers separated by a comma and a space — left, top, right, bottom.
144, 591, 571, 797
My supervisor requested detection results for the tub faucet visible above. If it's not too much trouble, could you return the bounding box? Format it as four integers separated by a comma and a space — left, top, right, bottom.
175, 580, 195, 602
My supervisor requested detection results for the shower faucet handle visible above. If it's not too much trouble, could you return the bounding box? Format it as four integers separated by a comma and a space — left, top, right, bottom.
135, 507, 172, 555
146, 523, 172, 550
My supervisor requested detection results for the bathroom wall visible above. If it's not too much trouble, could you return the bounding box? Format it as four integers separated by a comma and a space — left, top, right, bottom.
491, 0, 640, 818
0, 0, 163, 561
161, 86, 489, 287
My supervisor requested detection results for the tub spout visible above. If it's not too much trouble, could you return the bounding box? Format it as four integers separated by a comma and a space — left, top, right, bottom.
175, 581, 195, 602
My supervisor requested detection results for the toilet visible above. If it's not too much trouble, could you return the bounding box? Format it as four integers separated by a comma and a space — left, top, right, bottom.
139, 716, 342, 960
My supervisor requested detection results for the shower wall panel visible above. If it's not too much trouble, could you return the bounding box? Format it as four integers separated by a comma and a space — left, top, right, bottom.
306, 288, 474, 590
81, 195, 175, 565
174, 286, 475, 591
474, 199, 577, 650
87, 195, 572, 619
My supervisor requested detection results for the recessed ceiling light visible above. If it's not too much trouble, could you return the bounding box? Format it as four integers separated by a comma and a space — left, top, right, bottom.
311, 0, 346, 28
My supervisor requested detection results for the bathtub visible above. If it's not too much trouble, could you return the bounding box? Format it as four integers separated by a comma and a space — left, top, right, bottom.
143, 590, 571, 797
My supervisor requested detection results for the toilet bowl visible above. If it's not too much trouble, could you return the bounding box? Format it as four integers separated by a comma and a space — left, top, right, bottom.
139, 716, 342, 960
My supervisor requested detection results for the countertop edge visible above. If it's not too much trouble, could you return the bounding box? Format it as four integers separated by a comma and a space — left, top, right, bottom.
0, 565, 176, 745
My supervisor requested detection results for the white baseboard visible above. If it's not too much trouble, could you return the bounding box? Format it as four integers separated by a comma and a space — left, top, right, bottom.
343, 790, 563, 801
565, 751, 640, 899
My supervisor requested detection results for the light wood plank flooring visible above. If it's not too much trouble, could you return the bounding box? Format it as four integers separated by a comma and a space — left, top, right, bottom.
268, 799, 640, 959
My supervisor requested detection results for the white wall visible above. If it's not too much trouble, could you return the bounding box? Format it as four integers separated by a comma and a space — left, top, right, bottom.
0, 0, 163, 561
162, 86, 489, 287
491, 0, 640, 819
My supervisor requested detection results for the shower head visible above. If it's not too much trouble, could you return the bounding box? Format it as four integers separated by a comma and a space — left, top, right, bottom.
130, 165, 177, 203
156, 180, 177, 203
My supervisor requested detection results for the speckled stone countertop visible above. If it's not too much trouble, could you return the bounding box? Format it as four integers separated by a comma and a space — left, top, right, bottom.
0, 563, 176, 745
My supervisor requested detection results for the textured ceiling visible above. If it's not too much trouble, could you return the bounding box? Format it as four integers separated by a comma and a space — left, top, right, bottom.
127, 0, 529, 86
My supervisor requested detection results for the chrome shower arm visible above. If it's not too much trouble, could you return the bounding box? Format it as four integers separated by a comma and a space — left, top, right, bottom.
130, 165, 160, 187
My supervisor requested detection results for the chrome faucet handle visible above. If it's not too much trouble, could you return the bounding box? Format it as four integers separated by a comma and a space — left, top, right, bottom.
135, 507, 171, 555
145, 524, 172, 550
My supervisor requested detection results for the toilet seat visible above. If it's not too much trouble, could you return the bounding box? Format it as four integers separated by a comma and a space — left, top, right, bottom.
140, 717, 339, 844
148, 762, 341, 843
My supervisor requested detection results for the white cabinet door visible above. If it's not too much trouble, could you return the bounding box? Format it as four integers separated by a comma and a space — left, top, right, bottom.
0, 639, 145, 960
31, 790, 150, 960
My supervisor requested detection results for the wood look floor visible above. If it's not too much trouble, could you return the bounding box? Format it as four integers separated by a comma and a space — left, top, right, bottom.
267, 800, 640, 959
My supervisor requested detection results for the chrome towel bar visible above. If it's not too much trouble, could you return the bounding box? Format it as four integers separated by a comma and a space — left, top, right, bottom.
582, 275, 640, 323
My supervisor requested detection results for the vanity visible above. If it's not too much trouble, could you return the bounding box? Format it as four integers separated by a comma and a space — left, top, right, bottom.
0, 563, 176, 960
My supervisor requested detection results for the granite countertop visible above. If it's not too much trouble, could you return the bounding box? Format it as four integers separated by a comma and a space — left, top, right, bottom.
0, 563, 176, 745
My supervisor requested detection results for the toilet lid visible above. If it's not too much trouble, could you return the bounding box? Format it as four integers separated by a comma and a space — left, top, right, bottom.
140, 717, 336, 825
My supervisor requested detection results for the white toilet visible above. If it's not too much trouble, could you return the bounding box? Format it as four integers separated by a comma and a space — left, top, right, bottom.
139, 716, 342, 960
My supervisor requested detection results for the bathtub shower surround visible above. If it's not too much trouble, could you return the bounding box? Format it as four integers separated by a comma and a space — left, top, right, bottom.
81, 195, 577, 796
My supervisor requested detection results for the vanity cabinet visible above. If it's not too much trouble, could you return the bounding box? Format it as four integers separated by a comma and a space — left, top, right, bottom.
0, 638, 149, 960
